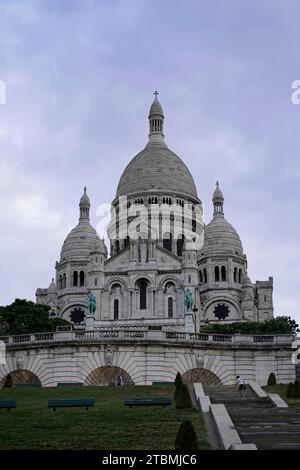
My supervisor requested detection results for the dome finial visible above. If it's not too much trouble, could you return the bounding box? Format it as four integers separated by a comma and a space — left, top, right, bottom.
84, 186, 87, 193
154, 89, 159, 100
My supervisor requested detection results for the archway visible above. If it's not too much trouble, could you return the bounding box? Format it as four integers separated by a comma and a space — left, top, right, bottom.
182, 368, 221, 386
0, 369, 41, 388
84, 366, 133, 386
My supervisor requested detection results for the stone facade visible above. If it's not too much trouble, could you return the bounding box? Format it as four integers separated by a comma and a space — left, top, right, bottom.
36, 95, 274, 330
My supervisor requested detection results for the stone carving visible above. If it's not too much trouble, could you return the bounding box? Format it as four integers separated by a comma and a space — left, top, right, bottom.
104, 345, 113, 367
16, 354, 24, 370
195, 353, 204, 368
139, 240, 148, 263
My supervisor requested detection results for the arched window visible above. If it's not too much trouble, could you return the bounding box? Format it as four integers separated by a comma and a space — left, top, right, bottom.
199, 270, 203, 284
163, 232, 172, 252
214, 266, 220, 282
234, 267, 237, 283
221, 266, 226, 282
124, 236, 130, 247
138, 279, 148, 310
73, 271, 78, 287
62, 273, 66, 289
94, 278, 98, 287
238, 269, 242, 284
59, 275, 63, 289
203, 268, 207, 284
116, 240, 120, 253
114, 299, 119, 320
177, 235, 185, 256
79, 271, 85, 287
168, 297, 173, 318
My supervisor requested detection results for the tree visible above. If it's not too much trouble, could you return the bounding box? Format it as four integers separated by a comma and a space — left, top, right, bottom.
0, 299, 70, 335
175, 420, 199, 450
201, 316, 299, 335
175, 383, 192, 409
175, 372, 182, 388
295, 381, 300, 398
267, 373, 277, 386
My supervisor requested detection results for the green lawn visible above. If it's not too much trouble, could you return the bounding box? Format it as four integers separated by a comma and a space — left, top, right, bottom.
263, 384, 300, 407
0, 385, 209, 450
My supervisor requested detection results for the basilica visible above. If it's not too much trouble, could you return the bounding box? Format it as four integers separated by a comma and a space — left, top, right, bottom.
36, 94, 274, 331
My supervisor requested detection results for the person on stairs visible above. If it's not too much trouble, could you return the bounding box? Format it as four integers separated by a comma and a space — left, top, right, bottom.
236, 375, 246, 397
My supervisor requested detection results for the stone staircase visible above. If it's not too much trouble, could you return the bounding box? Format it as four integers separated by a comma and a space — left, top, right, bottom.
204, 385, 300, 450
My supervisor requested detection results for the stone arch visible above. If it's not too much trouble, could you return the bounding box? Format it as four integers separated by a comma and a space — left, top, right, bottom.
104, 277, 128, 292
0, 369, 41, 388
131, 273, 153, 289
158, 274, 182, 290
204, 296, 241, 321
84, 366, 134, 386
182, 368, 221, 386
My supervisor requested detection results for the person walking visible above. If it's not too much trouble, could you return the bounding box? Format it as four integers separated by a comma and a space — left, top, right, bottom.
236, 375, 246, 397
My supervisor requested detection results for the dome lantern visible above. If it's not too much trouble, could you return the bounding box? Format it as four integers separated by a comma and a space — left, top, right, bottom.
79, 186, 90, 221
148, 90, 165, 145
213, 181, 224, 216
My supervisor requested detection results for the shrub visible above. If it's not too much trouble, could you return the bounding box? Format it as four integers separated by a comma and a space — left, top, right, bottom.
267, 372, 276, 386
175, 372, 182, 388
294, 380, 300, 398
286, 382, 294, 398
175, 420, 199, 450
175, 383, 192, 409
3, 374, 13, 388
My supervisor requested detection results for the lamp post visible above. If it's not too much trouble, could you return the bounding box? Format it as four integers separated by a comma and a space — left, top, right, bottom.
192, 304, 198, 332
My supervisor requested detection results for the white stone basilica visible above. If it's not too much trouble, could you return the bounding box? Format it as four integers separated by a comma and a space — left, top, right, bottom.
36, 94, 274, 331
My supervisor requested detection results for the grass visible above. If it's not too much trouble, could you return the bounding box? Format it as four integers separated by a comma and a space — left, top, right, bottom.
263, 384, 300, 407
0, 384, 209, 450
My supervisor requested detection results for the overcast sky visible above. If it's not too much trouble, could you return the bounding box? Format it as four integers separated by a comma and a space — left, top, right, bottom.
0, 0, 299, 322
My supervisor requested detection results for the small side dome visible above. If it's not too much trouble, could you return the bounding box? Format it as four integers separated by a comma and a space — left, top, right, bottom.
91, 238, 108, 257
242, 272, 253, 287
48, 278, 57, 293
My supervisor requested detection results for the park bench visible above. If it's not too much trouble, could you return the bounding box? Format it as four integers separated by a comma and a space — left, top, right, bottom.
124, 397, 172, 408
47, 398, 95, 411
0, 400, 16, 411
15, 383, 41, 388
56, 382, 83, 387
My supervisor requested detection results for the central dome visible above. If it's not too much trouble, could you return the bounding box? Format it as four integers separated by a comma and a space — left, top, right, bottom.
115, 94, 198, 201
116, 143, 198, 200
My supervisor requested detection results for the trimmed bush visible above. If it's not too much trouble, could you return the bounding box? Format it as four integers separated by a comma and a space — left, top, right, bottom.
267, 372, 277, 386
174, 372, 183, 400
295, 380, 300, 398
286, 382, 294, 398
175, 372, 182, 389
3, 374, 13, 388
175, 383, 192, 409
175, 420, 199, 450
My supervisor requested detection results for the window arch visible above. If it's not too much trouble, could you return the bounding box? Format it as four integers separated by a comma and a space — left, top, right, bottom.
168, 297, 173, 318
203, 268, 207, 284
79, 271, 85, 287
163, 232, 172, 252
137, 279, 148, 310
234, 267, 237, 283
221, 266, 226, 282
199, 270, 203, 284
238, 269, 242, 284
114, 299, 119, 320
62, 273, 66, 289
214, 266, 220, 282
73, 271, 78, 287
59, 274, 63, 289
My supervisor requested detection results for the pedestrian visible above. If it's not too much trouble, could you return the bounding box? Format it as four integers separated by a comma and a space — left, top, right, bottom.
236, 375, 246, 397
